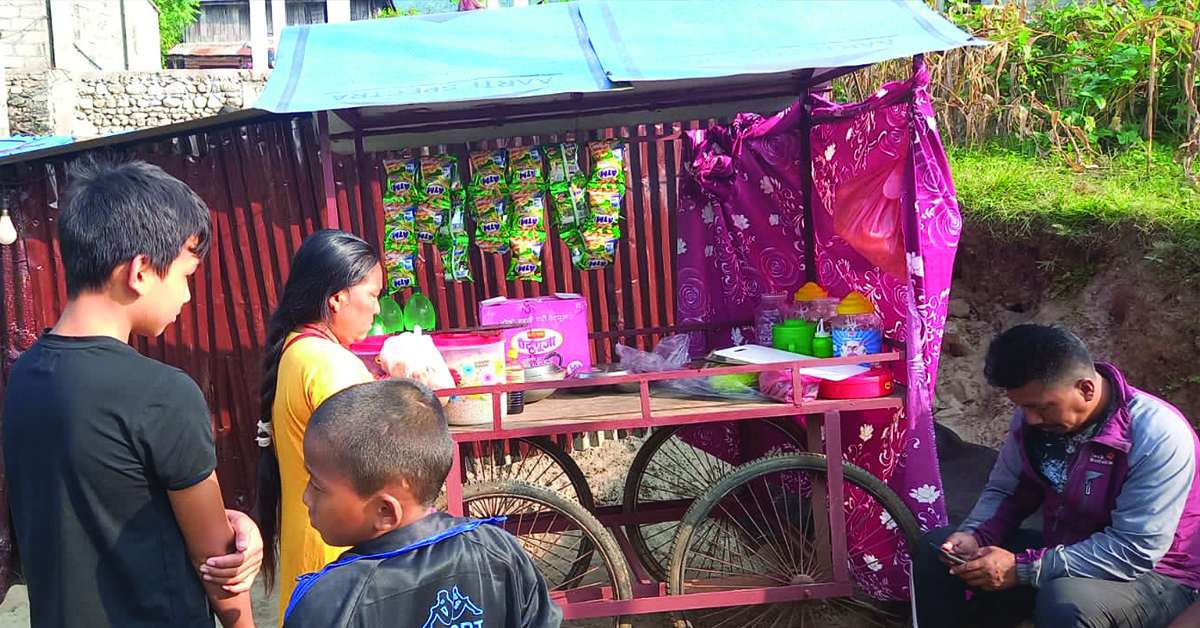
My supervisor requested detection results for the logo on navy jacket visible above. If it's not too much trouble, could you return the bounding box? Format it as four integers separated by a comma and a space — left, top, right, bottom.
422, 586, 484, 628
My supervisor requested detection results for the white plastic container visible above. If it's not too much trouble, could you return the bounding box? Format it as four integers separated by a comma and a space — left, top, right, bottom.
432, 332, 508, 426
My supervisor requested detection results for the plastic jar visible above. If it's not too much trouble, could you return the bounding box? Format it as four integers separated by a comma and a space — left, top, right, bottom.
832, 291, 883, 361
432, 332, 508, 425
349, 334, 392, 379
793, 282, 838, 326
755, 293, 789, 346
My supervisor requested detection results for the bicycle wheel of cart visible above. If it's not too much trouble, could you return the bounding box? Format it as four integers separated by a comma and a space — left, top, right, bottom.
460, 436, 596, 510
464, 480, 634, 628
623, 420, 805, 582
668, 453, 920, 628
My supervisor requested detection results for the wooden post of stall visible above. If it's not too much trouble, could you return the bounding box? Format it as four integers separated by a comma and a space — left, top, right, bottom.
318, 110, 339, 229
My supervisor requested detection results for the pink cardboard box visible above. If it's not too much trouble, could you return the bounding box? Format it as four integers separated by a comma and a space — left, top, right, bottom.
478, 294, 591, 377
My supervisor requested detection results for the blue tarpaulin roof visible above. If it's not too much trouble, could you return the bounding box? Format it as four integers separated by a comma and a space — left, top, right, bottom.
255, 0, 985, 115
0, 135, 75, 159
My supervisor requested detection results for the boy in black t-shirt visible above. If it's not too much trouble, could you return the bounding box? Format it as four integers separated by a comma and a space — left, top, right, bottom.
1, 159, 262, 628
282, 379, 561, 628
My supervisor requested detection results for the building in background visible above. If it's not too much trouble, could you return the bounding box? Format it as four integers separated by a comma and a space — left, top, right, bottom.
0, 0, 161, 72
168, 0, 397, 69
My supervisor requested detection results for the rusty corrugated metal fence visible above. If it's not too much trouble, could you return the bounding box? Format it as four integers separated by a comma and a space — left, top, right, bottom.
0, 114, 698, 513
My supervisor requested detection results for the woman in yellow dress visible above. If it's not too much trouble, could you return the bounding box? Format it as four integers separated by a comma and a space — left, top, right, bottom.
254, 229, 383, 623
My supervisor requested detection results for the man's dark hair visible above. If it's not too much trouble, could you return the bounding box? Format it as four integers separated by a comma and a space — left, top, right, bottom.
58, 157, 212, 298
984, 324, 1095, 390
306, 379, 452, 506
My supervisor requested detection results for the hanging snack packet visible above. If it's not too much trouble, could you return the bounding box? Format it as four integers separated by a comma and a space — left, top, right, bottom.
507, 233, 546, 282
569, 229, 618, 271
437, 197, 473, 283
472, 194, 509, 254
383, 201, 416, 225
383, 158, 421, 201
414, 202, 445, 244
588, 139, 626, 188
420, 155, 458, 209
469, 149, 509, 197
510, 189, 548, 233
544, 142, 583, 186
384, 219, 417, 250
509, 146, 545, 191
440, 240, 472, 283
586, 185, 623, 234
383, 247, 417, 293
550, 182, 588, 232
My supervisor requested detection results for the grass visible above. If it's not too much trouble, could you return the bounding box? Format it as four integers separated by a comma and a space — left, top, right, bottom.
946, 144, 1200, 270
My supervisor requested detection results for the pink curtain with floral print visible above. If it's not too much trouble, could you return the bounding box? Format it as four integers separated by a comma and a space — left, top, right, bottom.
674, 60, 959, 599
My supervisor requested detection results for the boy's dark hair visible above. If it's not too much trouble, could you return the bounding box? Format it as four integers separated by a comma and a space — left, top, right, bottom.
58, 157, 212, 298
307, 379, 452, 505
984, 323, 1095, 390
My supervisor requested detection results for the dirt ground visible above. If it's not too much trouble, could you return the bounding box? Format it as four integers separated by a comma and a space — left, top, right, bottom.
934, 227, 1200, 447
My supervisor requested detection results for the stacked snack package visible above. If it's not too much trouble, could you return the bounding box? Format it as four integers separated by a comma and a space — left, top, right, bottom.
382, 158, 421, 292
416, 155, 459, 245
468, 149, 510, 254
437, 194, 472, 282
506, 146, 549, 281
576, 138, 625, 270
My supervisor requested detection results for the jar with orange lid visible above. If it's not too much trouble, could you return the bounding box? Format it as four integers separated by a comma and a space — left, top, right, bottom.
831, 291, 882, 361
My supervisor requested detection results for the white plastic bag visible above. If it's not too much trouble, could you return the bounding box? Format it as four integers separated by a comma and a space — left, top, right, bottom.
379, 327, 455, 390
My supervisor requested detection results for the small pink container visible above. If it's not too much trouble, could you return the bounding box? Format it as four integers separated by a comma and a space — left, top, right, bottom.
349, 334, 393, 379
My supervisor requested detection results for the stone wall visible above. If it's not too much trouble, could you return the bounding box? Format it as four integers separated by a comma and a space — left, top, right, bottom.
0, 1, 52, 72
4, 71, 52, 136
4, 70, 268, 138
73, 71, 268, 136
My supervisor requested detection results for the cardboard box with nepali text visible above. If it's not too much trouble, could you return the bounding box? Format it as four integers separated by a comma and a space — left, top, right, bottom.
478, 294, 591, 377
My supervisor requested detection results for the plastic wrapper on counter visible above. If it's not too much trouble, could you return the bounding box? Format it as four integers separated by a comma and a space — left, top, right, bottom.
615, 335, 768, 401
759, 369, 820, 403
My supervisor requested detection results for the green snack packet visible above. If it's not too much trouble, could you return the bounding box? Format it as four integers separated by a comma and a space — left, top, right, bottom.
383, 201, 416, 225
383, 247, 417, 293
439, 240, 472, 282
384, 218, 417, 250
544, 142, 583, 185
510, 189, 548, 234
507, 233, 545, 282
415, 202, 444, 245
469, 149, 509, 197
588, 139, 626, 187
420, 155, 458, 209
569, 229, 618, 271
508, 145, 545, 190
586, 185, 623, 230
436, 194, 472, 282
471, 194, 509, 254
550, 181, 588, 231
383, 158, 421, 200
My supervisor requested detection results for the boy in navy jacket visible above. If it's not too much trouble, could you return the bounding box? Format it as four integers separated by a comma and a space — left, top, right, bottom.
282, 379, 561, 628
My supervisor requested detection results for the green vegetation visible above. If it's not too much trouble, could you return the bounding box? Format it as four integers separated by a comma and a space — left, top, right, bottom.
947, 143, 1200, 269
154, 0, 201, 60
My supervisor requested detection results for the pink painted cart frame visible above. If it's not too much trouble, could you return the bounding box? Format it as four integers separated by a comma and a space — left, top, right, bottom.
437, 350, 906, 620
